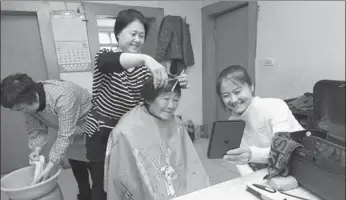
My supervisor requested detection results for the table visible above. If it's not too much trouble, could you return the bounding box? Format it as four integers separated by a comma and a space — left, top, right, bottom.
173, 169, 321, 200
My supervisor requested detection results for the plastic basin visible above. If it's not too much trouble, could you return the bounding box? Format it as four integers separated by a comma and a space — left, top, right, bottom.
0, 166, 61, 200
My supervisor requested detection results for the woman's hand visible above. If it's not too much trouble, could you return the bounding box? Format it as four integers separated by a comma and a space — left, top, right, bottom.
144, 56, 168, 88
32, 161, 55, 184
178, 73, 189, 89
29, 147, 42, 165
223, 147, 252, 165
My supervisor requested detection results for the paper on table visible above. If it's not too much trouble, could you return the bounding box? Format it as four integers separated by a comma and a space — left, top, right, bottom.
246, 184, 287, 200
247, 181, 315, 200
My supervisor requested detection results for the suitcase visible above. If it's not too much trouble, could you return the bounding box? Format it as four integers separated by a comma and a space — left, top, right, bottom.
290, 80, 345, 200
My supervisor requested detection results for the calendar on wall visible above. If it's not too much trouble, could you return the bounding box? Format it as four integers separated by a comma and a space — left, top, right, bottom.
50, 13, 92, 73
55, 41, 91, 72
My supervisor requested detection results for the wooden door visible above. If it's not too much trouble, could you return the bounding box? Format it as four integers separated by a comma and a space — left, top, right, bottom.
215, 5, 249, 121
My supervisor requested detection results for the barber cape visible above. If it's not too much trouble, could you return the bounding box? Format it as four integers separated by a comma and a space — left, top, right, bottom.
104, 105, 210, 200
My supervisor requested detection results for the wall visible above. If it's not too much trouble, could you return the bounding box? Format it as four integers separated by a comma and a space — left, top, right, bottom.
255, 1, 345, 99
49, 1, 206, 125
10, 1, 343, 126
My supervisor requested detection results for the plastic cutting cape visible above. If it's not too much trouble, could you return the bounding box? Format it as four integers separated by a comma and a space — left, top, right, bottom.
104, 105, 210, 200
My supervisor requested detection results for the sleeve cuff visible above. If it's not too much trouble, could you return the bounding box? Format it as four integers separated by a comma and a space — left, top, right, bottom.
49, 158, 62, 166
249, 146, 270, 163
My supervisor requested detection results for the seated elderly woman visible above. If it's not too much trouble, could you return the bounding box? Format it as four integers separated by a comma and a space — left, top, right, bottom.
104, 77, 210, 200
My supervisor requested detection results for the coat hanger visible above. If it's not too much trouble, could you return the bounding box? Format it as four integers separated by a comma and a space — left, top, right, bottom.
183, 16, 190, 27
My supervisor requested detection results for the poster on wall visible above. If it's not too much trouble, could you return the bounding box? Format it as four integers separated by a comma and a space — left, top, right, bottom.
50, 13, 92, 73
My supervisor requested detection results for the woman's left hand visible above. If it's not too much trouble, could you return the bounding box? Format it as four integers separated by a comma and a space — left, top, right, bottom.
32, 162, 55, 184
223, 147, 252, 165
178, 74, 189, 89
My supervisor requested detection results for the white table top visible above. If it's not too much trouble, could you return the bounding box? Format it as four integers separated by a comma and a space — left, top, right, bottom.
173, 169, 321, 200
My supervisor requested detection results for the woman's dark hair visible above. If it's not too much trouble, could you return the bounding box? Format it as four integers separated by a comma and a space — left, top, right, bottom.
0, 73, 38, 109
142, 76, 182, 103
114, 9, 149, 41
216, 65, 253, 109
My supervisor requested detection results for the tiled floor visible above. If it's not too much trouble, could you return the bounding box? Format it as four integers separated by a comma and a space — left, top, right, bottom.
1, 138, 239, 200
194, 138, 240, 185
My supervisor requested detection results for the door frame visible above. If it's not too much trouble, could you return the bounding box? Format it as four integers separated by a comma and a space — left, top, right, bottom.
83, 2, 164, 66
201, 1, 258, 137
1, 1, 60, 80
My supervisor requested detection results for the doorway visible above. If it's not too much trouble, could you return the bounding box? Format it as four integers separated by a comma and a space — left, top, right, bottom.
202, 2, 258, 137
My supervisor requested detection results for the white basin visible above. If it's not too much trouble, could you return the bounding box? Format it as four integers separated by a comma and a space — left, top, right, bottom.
1, 166, 61, 200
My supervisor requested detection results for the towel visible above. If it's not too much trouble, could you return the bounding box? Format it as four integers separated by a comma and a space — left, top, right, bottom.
286, 93, 313, 113
31, 155, 45, 185
264, 132, 303, 180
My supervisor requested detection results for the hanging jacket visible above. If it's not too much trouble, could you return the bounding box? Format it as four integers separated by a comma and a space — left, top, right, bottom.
155, 15, 194, 75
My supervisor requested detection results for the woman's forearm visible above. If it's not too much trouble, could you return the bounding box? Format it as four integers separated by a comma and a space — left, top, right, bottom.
119, 53, 150, 69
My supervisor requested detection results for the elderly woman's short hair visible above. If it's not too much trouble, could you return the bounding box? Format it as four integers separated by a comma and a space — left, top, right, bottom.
142, 76, 182, 103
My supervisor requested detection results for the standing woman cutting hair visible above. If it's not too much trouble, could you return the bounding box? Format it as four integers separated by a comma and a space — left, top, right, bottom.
84, 9, 188, 200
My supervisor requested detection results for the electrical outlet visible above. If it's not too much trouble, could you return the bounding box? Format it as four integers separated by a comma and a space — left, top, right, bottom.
262, 57, 276, 67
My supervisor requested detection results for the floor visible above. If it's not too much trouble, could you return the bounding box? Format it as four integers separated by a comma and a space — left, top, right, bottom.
1, 138, 239, 200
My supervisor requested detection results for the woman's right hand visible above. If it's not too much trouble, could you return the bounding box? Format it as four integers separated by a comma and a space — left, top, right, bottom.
144, 55, 168, 88
223, 147, 252, 165
29, 147, 42, 165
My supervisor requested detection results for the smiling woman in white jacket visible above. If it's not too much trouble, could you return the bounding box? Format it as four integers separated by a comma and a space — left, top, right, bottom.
215, 65, 304, 176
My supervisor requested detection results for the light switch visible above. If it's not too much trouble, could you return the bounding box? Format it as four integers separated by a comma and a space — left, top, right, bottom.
262, 57, 276, 67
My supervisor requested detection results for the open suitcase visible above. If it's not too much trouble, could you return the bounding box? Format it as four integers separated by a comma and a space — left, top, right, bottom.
290, 80, 345, 200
